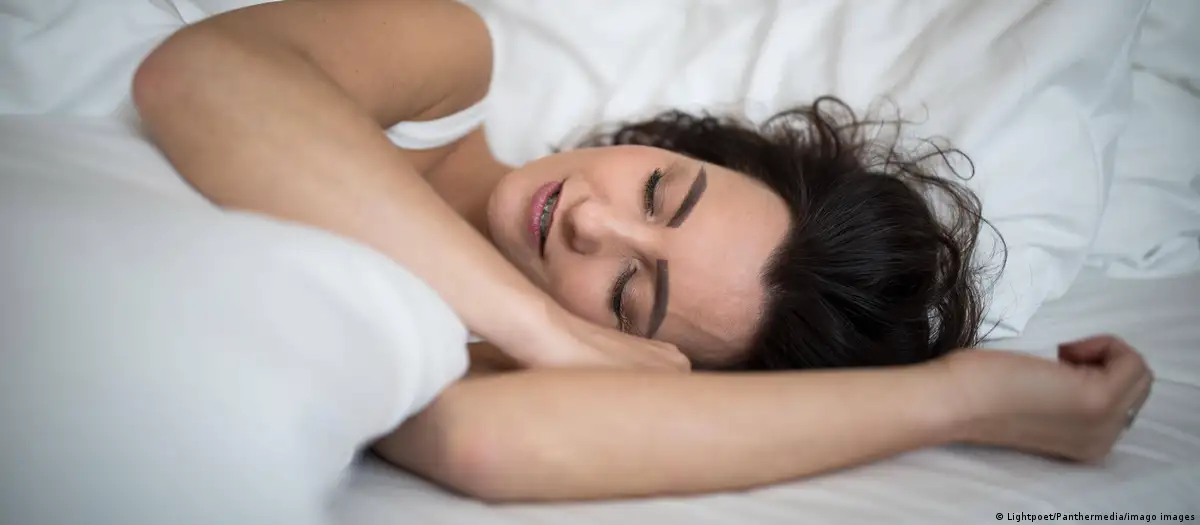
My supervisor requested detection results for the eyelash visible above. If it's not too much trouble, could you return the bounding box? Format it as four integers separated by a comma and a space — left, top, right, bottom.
611, 262, 637, 333
643, 168, 664, 216
611, 168, 664, 332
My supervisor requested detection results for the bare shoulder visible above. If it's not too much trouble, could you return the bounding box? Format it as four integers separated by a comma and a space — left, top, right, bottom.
201, 0, 493, 125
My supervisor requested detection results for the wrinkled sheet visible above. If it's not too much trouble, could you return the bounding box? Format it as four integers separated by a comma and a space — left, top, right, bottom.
465, 0, 1150, 339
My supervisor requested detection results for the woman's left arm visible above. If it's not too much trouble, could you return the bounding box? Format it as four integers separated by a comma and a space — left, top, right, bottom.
375, 336, 1151, 502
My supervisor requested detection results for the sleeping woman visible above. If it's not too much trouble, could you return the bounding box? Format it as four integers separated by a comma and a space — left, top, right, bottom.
132, 0, 1153, 501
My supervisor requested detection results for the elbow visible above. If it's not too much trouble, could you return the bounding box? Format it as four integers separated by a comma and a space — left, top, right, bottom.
374, 400, 550, 503
131, 27, 225, 127
429, 421, 551, 503
132, 34, 181, 119
435, 433, 523, 503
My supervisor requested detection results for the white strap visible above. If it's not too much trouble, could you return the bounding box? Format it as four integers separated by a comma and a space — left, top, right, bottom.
385, 98, 488, 150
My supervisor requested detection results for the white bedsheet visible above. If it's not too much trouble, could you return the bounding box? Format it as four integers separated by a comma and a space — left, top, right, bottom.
333, 267, 1200, 525
1086, 0, 1200, 278
464, 0, 1168, 341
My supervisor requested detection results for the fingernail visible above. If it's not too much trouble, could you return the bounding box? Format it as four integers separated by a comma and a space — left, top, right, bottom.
1059, 335, 1093, 347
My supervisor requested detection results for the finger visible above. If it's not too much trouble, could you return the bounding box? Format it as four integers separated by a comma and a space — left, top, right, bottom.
1058, 334, 1122, 365
1122, 369, 1154, 427
664, 347, 692, 372
1103, 341, 1148, 391
651, 356, 690, 373
677, 356, 693, 372
647, 341, 688, 370
629, 344, 687, 372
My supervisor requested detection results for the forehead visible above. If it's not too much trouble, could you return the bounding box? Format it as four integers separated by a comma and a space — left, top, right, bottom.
652, 155, 790, 363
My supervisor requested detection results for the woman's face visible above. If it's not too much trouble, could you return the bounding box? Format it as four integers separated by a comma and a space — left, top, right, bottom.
487, 145, 790, 366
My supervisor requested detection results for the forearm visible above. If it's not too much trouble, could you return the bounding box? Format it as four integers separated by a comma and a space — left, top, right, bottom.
374, 364, 963, 501
132, 13, 548, 352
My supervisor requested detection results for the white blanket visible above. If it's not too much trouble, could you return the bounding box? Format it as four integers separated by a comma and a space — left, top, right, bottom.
0, 116, 469, 525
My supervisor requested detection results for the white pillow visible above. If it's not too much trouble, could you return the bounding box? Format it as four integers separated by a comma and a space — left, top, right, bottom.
1086, 0, 1200, 278
468, 0, 1148, 339
0, 115, 468, 525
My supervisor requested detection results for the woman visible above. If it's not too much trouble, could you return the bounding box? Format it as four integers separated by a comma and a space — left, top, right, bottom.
133, 0, 1152, 502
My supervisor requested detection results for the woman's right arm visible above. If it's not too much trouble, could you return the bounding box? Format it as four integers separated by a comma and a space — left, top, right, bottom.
132, 0, 543, 353
374, 335, 1152, 502
132, 0, 684, 370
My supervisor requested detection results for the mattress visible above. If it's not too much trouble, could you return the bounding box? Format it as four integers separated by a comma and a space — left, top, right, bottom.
332, 267, 1200, 525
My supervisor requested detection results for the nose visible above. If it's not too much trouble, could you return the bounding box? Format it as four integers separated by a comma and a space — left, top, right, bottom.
562, 198, 662, 258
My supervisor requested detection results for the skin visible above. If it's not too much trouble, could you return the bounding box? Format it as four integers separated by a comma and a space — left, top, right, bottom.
133, 0, 1153, 504
483, 147, 789, 366
419, 126, 788, 368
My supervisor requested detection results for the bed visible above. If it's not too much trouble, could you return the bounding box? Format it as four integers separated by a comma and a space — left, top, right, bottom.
1, 0, 1198, 524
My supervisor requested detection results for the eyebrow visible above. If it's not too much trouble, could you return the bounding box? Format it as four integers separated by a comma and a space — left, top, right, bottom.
666, 165, 707, 228
646, 165, 708, 338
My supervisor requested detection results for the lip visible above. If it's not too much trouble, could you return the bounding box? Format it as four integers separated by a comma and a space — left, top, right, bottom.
528, 180, 564, 257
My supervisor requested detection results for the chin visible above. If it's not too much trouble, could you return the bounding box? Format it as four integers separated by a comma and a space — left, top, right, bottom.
485, 175, 536, 273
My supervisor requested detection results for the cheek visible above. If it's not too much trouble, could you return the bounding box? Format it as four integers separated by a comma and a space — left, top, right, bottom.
545, 262, 612, 327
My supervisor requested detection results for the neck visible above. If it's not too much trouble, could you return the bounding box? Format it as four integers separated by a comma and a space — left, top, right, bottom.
425, 152, 514, 241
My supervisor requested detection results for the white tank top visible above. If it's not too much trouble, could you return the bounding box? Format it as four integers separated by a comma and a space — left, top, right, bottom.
384, 99, 488, 150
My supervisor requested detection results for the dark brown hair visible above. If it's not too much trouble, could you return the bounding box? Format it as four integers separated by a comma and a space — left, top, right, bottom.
581, 97, 1001, 370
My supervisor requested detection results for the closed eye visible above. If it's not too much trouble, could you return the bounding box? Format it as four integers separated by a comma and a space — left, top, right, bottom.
643, 168, 664, 216
610, 262, 637, 333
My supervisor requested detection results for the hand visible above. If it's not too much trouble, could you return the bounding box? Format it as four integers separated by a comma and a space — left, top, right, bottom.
945, 335, 1153, 462
501, 303, 692, 372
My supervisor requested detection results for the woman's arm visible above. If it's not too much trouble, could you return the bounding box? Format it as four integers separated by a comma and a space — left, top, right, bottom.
133, 0, 547, 362
134, 0, 688, 371
376, 362, 956, 501
374, 336, 1151, 502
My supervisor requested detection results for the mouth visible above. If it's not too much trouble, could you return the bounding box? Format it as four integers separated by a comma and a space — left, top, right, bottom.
528, 180, 564, 258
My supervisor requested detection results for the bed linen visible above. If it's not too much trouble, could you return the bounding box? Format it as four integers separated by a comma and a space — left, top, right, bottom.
4, 0, 1196, 339
0, 115, 471, 525
2, 1, 1198, 524
1086, 0, 1200, 279
325, 3, 1200, 520
464, 0, 1154, 341
332, 266, 1200, 525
